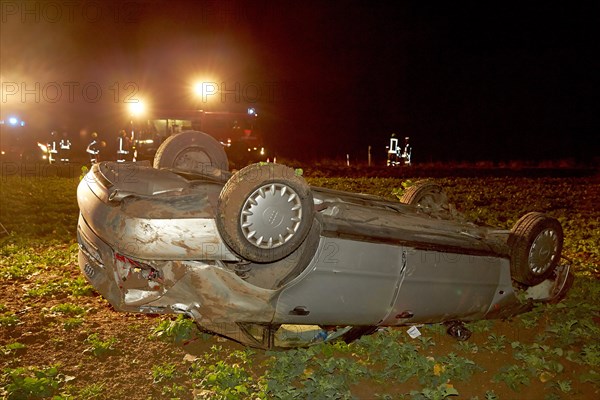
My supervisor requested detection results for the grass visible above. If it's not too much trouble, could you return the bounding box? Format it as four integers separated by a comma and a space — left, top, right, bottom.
0, 168, 599, 399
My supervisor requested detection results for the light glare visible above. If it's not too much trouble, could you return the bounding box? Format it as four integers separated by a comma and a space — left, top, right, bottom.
128, 101, 145, 116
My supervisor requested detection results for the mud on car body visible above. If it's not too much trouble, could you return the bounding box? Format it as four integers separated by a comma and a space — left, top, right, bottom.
77, 131, 572, 348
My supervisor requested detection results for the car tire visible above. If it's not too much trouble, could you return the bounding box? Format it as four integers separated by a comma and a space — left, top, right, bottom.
217, 163, 315, 263
153, 130, 229, 174
399, 180, 449, 211
509, 212, 563, 286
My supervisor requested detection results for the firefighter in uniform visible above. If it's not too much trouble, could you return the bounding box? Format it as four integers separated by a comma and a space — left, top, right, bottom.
387, 133, 399, 166
116, 130, 130, 162
86, 132, 101, 164
402, 136, 412, 166
59, 132, 72, 163
387, 134, 412, 166
47, 131, 59, 164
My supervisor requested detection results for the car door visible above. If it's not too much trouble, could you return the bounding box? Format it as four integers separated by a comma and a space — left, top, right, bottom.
273, 236, 405, 326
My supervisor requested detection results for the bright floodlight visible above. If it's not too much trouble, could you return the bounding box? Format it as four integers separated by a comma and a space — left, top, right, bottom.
128, 101, 145, 116
193, 82, 204, 96
192, 78, 219, 102
8, 117, 18, 125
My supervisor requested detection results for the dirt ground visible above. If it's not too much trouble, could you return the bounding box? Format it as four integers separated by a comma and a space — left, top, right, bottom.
1, 169, 599, 399
2, 250, 598, 399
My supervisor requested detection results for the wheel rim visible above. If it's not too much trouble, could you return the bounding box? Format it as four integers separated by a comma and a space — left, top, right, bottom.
418, 193, 437, 208
174, 148, 212, 171
528, 228, 559, 275
417, 191, 445, 210
240, 183, 303, 249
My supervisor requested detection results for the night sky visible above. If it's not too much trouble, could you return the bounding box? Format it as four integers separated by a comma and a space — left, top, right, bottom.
1, 1, 598, 164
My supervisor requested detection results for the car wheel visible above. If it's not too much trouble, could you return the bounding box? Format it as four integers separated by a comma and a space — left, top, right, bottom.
153, 130, 229, 174
217, 163, 315, 263
399, 180, 449, 211
509, 212, 563, 286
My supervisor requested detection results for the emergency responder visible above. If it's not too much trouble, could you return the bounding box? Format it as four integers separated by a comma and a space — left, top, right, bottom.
402, 136, 412, 166
387, 133, 399, 166
86, 132, 100, 164
47, 131, 58, 164
387, 134, 412, 166
116, 130, 130, 162
59, 132, 72, 163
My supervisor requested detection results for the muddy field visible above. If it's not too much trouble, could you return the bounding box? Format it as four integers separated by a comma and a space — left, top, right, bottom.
1, 164, 599, 399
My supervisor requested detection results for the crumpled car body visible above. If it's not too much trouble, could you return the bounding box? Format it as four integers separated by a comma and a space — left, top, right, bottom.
77, 131, 572, 348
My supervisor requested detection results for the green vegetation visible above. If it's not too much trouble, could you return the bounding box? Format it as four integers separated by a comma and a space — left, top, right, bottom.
0, 310, 20, 328
1, 171, 599, 399
152, 314, 198, 344
189, 346, 266, 400
73, 382, 105, 399
0, 342, 26, 356
1, 365, 65, 399
151, 362, 178, 383
83, 333, 117, 358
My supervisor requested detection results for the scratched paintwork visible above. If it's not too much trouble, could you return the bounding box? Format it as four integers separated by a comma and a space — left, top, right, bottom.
76, 161, 572, 348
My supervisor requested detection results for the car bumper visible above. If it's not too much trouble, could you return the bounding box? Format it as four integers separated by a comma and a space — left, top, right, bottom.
77, 164, 239, 262
78, 213, 277, 324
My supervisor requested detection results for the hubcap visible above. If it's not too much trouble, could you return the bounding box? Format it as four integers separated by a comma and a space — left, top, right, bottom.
414, 186, 447, 211
419, 193, 439, 209
528, 228, 559, 275
174, 148, 212, 172
240, 183, 303, 249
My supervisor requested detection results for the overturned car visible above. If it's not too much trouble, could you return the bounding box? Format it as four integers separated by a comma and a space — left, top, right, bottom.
76, 131, 572, 348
